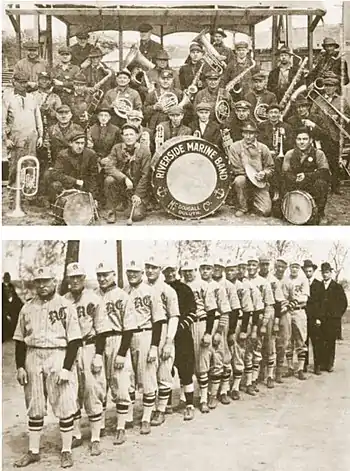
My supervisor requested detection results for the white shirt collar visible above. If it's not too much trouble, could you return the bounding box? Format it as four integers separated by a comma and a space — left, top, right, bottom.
323, 279, 331, 289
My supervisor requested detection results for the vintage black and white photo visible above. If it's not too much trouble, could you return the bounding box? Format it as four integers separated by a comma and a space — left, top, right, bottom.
2, 1, 350, 226
2, 239, 350, 469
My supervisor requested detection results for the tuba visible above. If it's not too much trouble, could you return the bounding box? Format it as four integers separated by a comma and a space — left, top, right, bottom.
193, 29, 227, 75
7, 156, 40, 218
155, 124, 165, 151
112, 91, 133, 119
215, 89, 231, 124
124, 43, 155, 71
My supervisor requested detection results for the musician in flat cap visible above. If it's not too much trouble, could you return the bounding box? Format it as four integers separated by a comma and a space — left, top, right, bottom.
282, 127, 330, 224
267, 46, 301, 103
189, 102, 221, 146
51, 46, 81, 104
147, 50, 181, 90
179, 42, 206, 92
225, 121, 274, 217
245, 72, 278, 124
100, 123, 152, 223
307, 37, 349, 86
32, 71, 62, 126
138, 24, 163, 64
126, 110, 153, 154
157, 105, 192, 143
89, 107, 122, 161
70, 32, 94, 67
224, 100, 252, 141
211, 28, 233, 64
45, 130, 99, 205
286, 96, 326, 143
82, 47, 114, 93
13, 41, 47, 89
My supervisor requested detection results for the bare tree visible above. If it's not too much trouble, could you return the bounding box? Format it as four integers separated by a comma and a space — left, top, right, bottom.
328, 241, 350, 281
60, 241, 80, 295
175, 240, 213, 263
262, 240, 311, 261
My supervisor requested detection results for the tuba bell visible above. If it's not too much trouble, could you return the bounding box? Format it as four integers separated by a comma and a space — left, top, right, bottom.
112, 91, 133, 119
124, 43, 155, 71
193, 28, 227, 76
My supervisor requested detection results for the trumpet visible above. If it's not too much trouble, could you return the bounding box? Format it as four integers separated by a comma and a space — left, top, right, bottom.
155, 124, 165, 151
272, 127, 285, 158
7, 155, 40, 218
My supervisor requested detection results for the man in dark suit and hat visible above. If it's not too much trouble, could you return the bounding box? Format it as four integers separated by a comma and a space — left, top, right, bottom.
138, 24, 162, 64
189, 102, 221, 146
211, 28, 233, 64
70, 32, 94, 67
267, 46, 302, 103
302, 260, 324, 375
319, 262, 348, 372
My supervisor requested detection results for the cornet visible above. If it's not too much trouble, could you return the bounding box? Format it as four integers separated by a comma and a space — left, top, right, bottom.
7, 155, 40, 218
155, 124, 165, 152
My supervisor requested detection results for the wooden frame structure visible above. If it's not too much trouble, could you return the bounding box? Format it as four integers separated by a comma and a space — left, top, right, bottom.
5, 2, 326, 68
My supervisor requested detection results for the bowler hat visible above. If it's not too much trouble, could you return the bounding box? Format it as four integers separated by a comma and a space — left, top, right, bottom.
322, 37, 339, 49
303, 260, 318, 270
321, 262, 333, 272
138, 23, 153, 33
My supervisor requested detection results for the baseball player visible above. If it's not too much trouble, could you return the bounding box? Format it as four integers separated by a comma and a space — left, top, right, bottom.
283, 260, 310, 380
92, 261, 134, 446
181, 259, 217, 413
124, 260, 165, 435
64, 263, 105, 456
244, 254, 275, 396
200, 258, 231, 409
144, 256, 180, 427
162, 260, 197, 421
258, 254, 287, 389
13, 267, 82, 469
225, 259, 253, 400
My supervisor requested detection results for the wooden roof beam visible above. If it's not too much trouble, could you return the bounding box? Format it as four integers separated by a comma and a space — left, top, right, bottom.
309, 14, 323, 33
8, 14, 21, 33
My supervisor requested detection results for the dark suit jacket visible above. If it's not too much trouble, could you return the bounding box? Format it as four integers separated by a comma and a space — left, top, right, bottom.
179, 62, 206, 91
258, 121, 294, 153
189, 119, 221, 146
90, 122, 122, 158
48, 122, 84, 162
306, 278, 324, 322
50, 148, 99, 198
159, 121, 192, 142
321, 280, 348, 320
267, 66, 300, 102
139, 39, 162, 64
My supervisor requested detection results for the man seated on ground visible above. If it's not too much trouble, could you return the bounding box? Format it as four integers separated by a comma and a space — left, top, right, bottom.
44, 130, 99, 205
281, 127, 330, 225
189, 102, 221, 146
225, 121, 274, 217
100, 123, 151, 224
157, 105, 192, 144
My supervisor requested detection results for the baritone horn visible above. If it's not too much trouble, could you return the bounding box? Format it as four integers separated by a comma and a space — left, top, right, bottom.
192, 28, 226, 75
112, 92, 133, 119
7, 155, 40, 218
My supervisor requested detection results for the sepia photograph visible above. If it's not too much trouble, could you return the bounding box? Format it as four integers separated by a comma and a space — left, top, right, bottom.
2, 239, 350, 469
1, 1, 350, 226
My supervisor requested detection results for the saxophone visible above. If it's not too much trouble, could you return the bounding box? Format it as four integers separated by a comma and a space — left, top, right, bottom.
179, 61, 205, 108
225, 58, 256, 94
280, 56, 308, 119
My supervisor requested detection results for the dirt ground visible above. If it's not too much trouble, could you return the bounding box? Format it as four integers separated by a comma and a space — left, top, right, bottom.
2, 183, 350, 226
2, 324, 350, 471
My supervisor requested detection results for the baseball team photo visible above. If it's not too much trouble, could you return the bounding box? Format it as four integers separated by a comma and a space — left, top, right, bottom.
2, 239, 350, 470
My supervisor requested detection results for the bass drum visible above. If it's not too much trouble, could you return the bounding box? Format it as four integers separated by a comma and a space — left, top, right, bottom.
51, 189, 95, 225
151, 136, 231, 220
281, 190, 317, 225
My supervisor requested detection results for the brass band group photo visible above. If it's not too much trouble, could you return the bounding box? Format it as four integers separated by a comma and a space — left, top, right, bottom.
2, 239, 349, 468
2, 3, 350, 225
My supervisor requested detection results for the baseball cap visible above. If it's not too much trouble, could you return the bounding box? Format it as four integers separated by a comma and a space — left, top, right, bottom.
162, 259, 178, 271
199, 258, 214, 267
246, 253, 259, 263
214, 258, 226, 268
96, 261, 115, 274
66, 262, 85, 277
33, 266, 54, 280
144, 255, 162, 268
259, 254, 271, 264
226, 259, 240, 268
276, 257, 288, 266
126, 260, 143, 271
180, 259, 196, 270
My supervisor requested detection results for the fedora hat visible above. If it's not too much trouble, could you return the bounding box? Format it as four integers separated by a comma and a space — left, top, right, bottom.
322, 37, 339, 49
302, 259, 317, 270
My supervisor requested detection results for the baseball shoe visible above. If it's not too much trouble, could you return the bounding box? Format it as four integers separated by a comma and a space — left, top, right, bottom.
90, 441, 101, 456
208, 395, 218, 409
183, 405, 195, 421
140, 421, 151, 435
252, 381, 259, 392
61, 451, 73, 468
314, 366, 322, 375
246, 385, 257, 396
266, 377, 275, 389
283, 368, 294, 378
219, 393, 230, 405
297, 370, 306, 381
125, 421, 134, 430
151, 411, 165, 426
71, 437, 83, 449
275, 370, 283, 384
239, 383, 247, 392
100, 428, 106, 437
113, 429, 126, 445
231, 390, 240, 401
199, 402, 209, 413
14, 451, 40, 467
165, 405, 173, 414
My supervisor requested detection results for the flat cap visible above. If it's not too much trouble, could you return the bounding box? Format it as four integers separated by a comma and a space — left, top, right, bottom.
160, 69, 174, 79
116, 68, 131, 78
24, 40, 39, 49
235, 41, 249, 49
276, 46, 291, 55
294, 96, 310, 107
122, 123, 139, 133
138, 23, 153, 33
156, 50, 170, 60
68, 131, 86, 142
76, 32, 89, 39
267, 103, 282, 112
189, 42, 203, 52
205, 70, 221, 79
66, 262, 85, 277
33, 266, 54, 280
196, 101, 212, 112
97, 106, 112, 114
56, 104, 71, 113
126, 259, 143, 271
322, 37, 339, 48
58, 45, 71, 54
167, 105, 184, 115
252, 72, 267, 81
235, 100, 251, 110
96, 261, 115, 273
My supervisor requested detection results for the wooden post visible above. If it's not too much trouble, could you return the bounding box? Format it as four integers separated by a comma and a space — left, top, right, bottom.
46, 13, 53, 67
119, 23, 123, 69
307, 15, 313, 70
116, 241, 123, 288
271, 15, 278, 69
15, 4, 22, 60
60, 241, 80, 295
249, 24, 255, 51
66, 23, 70, 46
160, 25, 164, 47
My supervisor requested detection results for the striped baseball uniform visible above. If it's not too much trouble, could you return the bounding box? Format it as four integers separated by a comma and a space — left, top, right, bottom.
124, 282, 165, 395
13, 293, 81, 419
95, 285, 134, 405
64, 289, 106, 418
283, 274, 310, 363
272, 274, 291, 371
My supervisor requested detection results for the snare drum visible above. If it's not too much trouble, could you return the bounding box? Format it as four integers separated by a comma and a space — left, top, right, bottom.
281, 190, 317, 225
151, 136, 231, 220
51, 189, 95, 225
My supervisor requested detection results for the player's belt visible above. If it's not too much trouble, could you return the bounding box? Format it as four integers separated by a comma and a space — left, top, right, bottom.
104, 330, 122, 338
193, 317, 207, 323
131, 327, 153, 333
82, 336, 96, 345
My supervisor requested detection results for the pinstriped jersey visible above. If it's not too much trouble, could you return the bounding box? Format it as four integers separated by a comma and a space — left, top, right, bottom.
64, 289, 101, 339
268, 274, 286, 303
248, 274, 275, 311
185, 278, 217, 320
95, 285, 134, 333
124, 281, 165, 329
210, 278, 231, 314
146, 278, 180, 320
235, 278, 253, 313
13, 293, 81, 348
282, 274, 310, 304
221, 278, 242, 311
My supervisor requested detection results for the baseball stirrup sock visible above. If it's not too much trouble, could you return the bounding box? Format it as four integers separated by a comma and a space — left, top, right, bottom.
231, 376, 242, 391
168, 390, 173, 405
252, 364, 260, 383
198, 373, 208, 403
126, 403, 134, 423
297, 358, 305, 371
142, 393, 156, 422
60, 416, 74, 452
89, 412, 102, 442
245, 371, 253, 386
267, 360, 275, 378
28, 418, 44, 454
209, 374, 221, 397
183, 383, 194, 405
101, 400, 107, 429
116, 403, 129, 430
157, 387, 171, 413
221, 369, 231, 394
73, 409, 82, 439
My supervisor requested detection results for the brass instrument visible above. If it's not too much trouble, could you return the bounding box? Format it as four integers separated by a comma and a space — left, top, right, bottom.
139, 130, 151, 151
280, 56, 308, 119
124, 43, 155, 71
155, 124, 165, 151
254, 96, 269, 123
112, 92, 133, 119
155, 91, 179, 112
94, 62, 113, 90
193, 29, 227, 75
187, 61, 205, 96
215, 89, 231, 124
272, 126, 285, 157
225, 58, 257, 94
132, 69, 155, 93
220, 128, 234, 155
193, 130, 201, 138
7, 156, 40, 218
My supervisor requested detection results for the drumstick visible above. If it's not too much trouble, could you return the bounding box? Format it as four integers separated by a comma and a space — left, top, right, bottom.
127, 201, 137, 226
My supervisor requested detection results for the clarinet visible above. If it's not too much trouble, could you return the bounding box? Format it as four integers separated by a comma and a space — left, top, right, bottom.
43, 113, 53, 168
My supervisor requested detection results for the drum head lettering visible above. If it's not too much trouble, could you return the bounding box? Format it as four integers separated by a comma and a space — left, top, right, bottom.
152, 136, 231, 220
